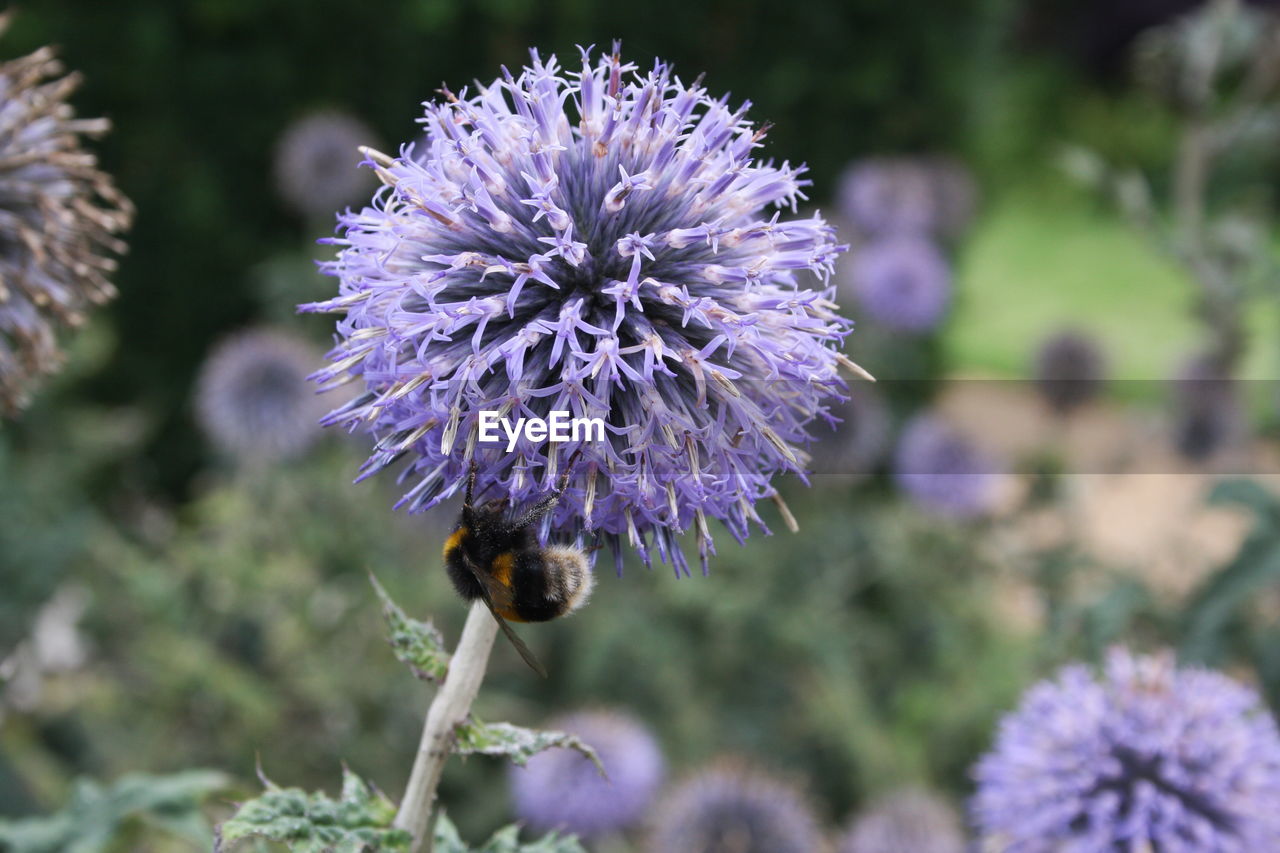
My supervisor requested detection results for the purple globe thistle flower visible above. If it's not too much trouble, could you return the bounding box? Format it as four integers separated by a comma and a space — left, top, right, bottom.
509, 710, 664, 839
811, 384, 890, 481
846, 237, 951, 334
195, 328, 327, 462
0, 16, 133, 416
304, 45, 856, 576
838, 788, 966, 853
838, 159, 939, 237
274, 111, 378, 219
1032, 329, 1107, 416
973, 648, 1280, 852
893, 415, 1000, 519
1171, 354, 1244, 462
647, 763, 822, 853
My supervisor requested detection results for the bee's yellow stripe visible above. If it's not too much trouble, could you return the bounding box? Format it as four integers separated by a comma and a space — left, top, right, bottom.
442, 528, 466, 560
492, 552, 514, 590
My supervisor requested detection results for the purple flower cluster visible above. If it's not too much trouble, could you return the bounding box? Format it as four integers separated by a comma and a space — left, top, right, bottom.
305, 45, 854, 574
0, 17, 132, 416
1032, 329, 1106, 415
838, 788, 965, 853
647, 763, 822, 853
893, 414, 1000, 518
274, 111, 378, 220
196, 328, 327, 462
837, 157, 974, 335
509, 710, 664, 839
973, 648, 1280, 851
847, 237, 950, 333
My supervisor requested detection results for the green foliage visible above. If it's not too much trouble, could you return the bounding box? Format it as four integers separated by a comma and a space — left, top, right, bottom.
0, 770, 227, 853
371, 573, 450, 683
453, 720, 603, 776
216, 767, 410, 853
432, 813, 584, 853
1181, 480, 1280, 704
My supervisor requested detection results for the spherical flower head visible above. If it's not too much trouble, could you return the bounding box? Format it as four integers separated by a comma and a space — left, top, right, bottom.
837, 157, 977, 239
0, 16, 133, 416
1171, 353, 1244, 462
274, 111, 378, 220
1032, 329, 1106, 415
811, 384, 890, 481
195, 328, 327, 462
838, 788, 965, 853
304, 45, 852, 575
838, 159, 938, 237
846, 237, 950, 334
509, 709, 664, 838
893, 414, 999, 518
973, 648, 1280, 852
647, 762, 822, 853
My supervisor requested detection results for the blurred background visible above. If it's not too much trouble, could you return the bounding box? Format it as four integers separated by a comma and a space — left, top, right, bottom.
4, 0, 1280, 849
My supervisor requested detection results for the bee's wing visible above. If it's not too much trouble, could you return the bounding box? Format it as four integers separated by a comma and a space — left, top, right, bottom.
488, 604, 548, 679
459, 554, 548, 679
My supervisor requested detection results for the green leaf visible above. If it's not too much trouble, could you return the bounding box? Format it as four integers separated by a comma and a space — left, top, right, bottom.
0, 770, 228, 853
216, 766, 411, 853
370, 573, 450, 682
453, 719, 604, 777
432, 813, 585, 853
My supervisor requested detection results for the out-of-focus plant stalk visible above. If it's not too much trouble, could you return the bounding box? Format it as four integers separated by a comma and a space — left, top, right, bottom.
1172, 115, 1245, 373
394, 601, 498, 853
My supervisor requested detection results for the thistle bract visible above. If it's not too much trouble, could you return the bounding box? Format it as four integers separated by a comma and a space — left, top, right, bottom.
0, 17, 132, 416
839, 788, 965, 853
973, 648, 1280, 851
647, 763, 821, 853
305, 45, 852, 575
196, 328, 326, 463
847, 237, 950, 333
509, 710, 664, 838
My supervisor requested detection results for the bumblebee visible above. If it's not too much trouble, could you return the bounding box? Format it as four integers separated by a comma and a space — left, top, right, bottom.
443, 455, 594, 676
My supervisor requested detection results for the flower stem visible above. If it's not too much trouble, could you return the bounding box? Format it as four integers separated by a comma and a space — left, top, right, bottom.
394, 600, 498, 853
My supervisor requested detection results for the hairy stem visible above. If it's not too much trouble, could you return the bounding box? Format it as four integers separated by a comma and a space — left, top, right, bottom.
394, 601, 498, 853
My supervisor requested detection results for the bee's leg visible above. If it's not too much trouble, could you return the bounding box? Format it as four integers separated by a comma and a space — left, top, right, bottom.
510, 490, 563, 530
464, 459, 478, 508
512, 449, 584, 529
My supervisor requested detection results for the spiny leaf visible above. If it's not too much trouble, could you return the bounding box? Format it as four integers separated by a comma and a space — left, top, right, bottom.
217, 766, 410, 853
370, 572, 450, 682
0, 770, 228, 853
433, 813, 586, 853
453, 719, 604, 777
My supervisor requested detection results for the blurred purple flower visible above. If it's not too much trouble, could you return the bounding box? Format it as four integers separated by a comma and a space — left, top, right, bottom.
1171, 354, 1244, 462
274, 111, 377, 219
893, 415, 999, 518
196, 328, 326, 462
304, 45, 853, 575
847, 237, 951, 333
1033, 329, 1106, 415
838, 788, 966, 853
0, 17, 132, 416
647, 763, 822, 853
509, 710, 664, 839
837, 157, 977, 239
973, 648, 1280, 851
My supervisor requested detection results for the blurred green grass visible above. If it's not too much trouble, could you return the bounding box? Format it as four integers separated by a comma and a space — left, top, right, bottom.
948, 182, 1280, 385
